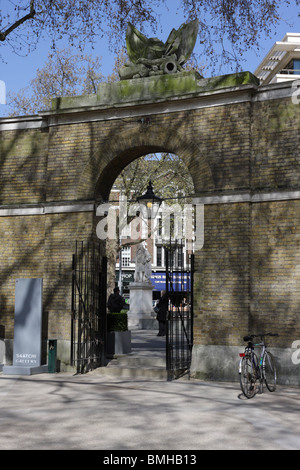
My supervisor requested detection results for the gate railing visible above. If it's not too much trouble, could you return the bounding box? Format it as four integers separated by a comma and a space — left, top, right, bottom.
71, 241, 107, 373
165, 239, 194, 380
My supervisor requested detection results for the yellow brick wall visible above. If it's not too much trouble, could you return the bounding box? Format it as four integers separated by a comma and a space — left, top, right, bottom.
0, 215, 45, 337
0, 92, 299, 354
250, 200, 300, 348
0, 128, 48, 204
194, 203, 250, 346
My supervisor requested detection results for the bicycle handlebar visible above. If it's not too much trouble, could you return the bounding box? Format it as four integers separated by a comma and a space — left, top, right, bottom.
243, 333, 279, 342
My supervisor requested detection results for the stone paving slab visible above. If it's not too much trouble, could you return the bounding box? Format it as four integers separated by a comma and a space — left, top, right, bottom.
0, 370, 299, 450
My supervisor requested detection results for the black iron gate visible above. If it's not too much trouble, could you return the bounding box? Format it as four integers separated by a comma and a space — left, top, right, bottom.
165, 240, 194, 380
71, 241, 107, 373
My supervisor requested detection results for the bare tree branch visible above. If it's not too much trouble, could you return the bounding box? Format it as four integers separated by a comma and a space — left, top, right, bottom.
0, 0, 36, 42
1, 1, 299, 72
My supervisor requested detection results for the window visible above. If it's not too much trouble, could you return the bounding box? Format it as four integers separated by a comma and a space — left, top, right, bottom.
172, 246, 183, 268
156, 246, 162, 267
280, 59, 300, 75
121, 246, 131, 267
293, 59, 300, 74
159, 217, 163, 236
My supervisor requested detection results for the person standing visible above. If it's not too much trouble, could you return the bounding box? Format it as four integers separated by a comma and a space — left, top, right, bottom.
156, 290, 168, 336
107, 287, 126, 313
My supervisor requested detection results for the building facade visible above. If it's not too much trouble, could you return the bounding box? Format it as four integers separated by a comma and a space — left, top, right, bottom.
112, 188, 193, 302
255, 32, 300, 84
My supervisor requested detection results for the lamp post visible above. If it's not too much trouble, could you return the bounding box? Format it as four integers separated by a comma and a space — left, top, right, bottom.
136, 181, 162, 219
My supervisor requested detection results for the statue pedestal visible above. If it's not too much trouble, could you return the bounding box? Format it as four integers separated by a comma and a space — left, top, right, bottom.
128, 282, 154, 330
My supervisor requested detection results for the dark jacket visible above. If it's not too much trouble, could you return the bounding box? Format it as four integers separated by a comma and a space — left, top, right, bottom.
156, 294, 168, 322
107, 293, 125, 313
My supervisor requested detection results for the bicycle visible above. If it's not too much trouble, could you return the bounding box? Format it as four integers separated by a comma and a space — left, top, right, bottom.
239, 333, 278, 399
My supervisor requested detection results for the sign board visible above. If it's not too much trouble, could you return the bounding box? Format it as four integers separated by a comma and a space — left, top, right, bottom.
116, 270, 191, 292
151, 272, 190, 292
3, 279, 47, 375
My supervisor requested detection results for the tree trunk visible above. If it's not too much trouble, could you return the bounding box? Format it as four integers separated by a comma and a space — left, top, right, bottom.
106, 238, 119, 298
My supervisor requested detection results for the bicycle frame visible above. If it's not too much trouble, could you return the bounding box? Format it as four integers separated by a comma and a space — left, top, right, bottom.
254, 340, 266, 392
239, 333, 278, 398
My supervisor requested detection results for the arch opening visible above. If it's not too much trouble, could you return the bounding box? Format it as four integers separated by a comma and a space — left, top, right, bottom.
101, 150, 195, 374
87, 124, 213, 205
104, 150, 195, 296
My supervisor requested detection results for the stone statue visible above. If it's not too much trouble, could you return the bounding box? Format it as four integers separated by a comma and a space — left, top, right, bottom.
134, 245, 152, 283
119, 19, 199, 80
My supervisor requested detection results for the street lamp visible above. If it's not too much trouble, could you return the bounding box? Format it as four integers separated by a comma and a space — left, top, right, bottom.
136, 181, 162, 219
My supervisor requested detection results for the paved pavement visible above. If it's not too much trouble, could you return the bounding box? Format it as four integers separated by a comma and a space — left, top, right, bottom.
0, 330, 300, 451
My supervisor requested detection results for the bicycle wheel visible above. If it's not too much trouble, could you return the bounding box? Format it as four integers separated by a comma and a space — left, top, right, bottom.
239, 354, 258, 398
264, 352, 277, 392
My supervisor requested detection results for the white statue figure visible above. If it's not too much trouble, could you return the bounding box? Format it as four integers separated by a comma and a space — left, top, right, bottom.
134, 244, 152, 283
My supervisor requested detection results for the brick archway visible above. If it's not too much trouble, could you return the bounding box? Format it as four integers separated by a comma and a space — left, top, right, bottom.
0, 78, 299, 383
75, 121, 213, 202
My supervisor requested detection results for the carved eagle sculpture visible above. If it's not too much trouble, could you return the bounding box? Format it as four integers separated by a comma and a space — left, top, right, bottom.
119, 19, 199, 80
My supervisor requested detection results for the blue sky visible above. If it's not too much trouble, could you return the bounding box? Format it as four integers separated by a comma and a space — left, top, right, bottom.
0, 0, 299, 114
